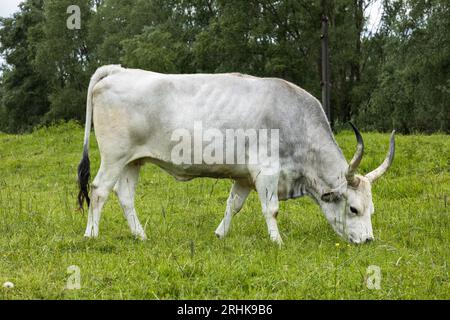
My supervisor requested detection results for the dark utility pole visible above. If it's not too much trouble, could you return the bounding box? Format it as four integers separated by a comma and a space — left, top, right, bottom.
321, 15, 331, 124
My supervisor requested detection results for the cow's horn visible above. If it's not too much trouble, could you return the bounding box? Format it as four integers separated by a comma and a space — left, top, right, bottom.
346, 122, 364, 187
365, 130, 396, 183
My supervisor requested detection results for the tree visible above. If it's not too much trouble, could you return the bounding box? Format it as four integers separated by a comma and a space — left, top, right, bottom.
0, 0, 49, 132
0, 0, 448, 133
34, 0, 93, 123
357, 0, 449, 132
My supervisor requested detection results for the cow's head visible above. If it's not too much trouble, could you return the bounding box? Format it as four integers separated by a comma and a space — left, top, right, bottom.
320, 124, 395, 244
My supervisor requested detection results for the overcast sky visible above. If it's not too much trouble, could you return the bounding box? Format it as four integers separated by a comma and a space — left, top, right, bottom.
366, 0, 383, 35
0, 0, 23, 18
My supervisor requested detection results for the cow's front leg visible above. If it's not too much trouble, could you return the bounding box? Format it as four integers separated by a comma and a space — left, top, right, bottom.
253, 169, 283, 245
114, 162, 147, 240
215, 180, 251, 239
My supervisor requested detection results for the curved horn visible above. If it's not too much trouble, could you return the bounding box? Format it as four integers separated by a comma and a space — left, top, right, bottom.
346, 122, 364, 186
366, 130, 396, 183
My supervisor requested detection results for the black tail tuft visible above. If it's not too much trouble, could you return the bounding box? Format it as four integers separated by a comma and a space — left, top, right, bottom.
77, 148, 91, 211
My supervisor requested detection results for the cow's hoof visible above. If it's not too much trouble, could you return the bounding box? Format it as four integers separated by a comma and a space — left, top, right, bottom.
270, 236, 284, 247
214, 231, 225, 239
135, 233, 147, 241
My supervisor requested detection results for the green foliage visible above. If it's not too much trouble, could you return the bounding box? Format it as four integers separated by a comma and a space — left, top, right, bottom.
0, 0, 449, 133
0, 123, 448, 299
0, 0, 49, 133
87, 0, 158, 64
357, 0, 450, 133
122, 27, 190, 73
34, 0, 93, 125
46, 87, 87, 122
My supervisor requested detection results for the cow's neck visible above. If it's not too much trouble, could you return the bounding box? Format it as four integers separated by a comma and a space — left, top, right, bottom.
304, 139, 348, 200
295, 127, 349, 201
278, 140, 347, 201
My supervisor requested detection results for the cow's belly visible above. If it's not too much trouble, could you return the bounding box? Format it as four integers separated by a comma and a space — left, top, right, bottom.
140, 156, 251, 181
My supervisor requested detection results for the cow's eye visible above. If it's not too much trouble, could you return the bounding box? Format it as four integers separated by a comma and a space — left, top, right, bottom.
350, 206, 359, 215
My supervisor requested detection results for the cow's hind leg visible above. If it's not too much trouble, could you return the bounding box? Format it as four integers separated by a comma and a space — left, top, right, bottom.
113, 162, 147, 240
84, 161, 125, 238
252, 169, 283, 245
215, 180, 251, 239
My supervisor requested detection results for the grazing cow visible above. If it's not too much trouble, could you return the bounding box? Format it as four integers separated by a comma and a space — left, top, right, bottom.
78, 65, 395, 244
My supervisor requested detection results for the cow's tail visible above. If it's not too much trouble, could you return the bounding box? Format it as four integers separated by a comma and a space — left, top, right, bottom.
77, 65, 123, 211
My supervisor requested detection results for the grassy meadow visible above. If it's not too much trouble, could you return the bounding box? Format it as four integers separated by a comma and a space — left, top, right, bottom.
0, 122, 449, 299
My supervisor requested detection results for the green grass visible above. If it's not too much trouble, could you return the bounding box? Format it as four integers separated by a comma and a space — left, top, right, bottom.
0, 121, 449, 299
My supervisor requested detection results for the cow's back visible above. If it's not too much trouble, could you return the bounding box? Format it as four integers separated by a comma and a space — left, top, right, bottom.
91, 67, 330, 180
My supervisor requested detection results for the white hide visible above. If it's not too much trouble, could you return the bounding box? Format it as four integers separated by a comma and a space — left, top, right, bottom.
80, 65, 392, 244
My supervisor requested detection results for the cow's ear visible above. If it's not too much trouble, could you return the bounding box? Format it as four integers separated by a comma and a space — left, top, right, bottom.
321, 192, 340, 202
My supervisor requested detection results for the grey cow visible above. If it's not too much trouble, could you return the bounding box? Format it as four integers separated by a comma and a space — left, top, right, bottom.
77, 65, 395, 244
